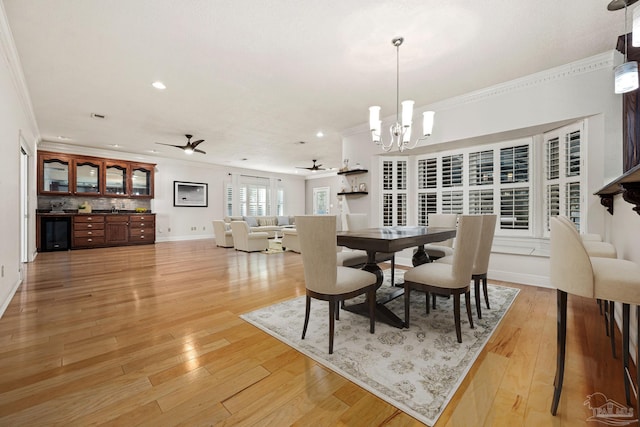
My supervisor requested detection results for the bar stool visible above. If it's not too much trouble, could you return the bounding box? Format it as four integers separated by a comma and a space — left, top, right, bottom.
549, 217, 640, 416
557, 216, 618, 357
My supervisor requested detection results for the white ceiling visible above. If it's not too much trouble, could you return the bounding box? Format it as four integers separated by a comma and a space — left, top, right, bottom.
1, 0, 629, 175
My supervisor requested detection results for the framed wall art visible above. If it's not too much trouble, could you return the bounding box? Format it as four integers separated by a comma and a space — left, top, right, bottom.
174, 181, 208, 207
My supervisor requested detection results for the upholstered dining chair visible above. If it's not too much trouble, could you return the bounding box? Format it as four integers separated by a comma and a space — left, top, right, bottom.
424, 213, 458, 260
345, 213, 396, 284
296, 215, 377, 354
404, 215, 483, 343
549, 217, 640, 415
557, 215, 619, 357
229, 221, 269, 252
212, 220, 234, 248
435, 214, 497, 319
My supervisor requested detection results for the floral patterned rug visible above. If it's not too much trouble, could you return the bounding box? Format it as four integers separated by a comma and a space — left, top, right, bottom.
240, 270, 519, 426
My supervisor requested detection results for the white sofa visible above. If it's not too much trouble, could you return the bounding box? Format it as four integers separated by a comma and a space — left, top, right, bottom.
224, 215, 295, 238
230, 221, 269, 252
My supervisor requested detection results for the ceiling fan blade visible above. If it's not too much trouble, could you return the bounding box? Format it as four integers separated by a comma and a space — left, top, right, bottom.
156, 142, 187, 149
194, 149, 206, 154
191, 140, 205, 148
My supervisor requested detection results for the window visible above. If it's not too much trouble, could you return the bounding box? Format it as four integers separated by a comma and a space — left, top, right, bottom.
543, 123, 583, 234
383, 120, 585, 238
381, 158, 408, 226
417, 158, 437, 225
225, 175, 282, 217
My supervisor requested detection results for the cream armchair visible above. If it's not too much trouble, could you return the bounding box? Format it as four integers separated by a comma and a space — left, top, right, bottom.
212, 220, 234, 248
230, 221, 269, 252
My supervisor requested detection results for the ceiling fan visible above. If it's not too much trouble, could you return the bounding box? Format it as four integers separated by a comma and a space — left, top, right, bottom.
297, 159, 325, 171
156, 134, 206, 154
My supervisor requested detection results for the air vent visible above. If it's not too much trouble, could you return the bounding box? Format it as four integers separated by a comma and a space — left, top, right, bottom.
91, 113, 106, 119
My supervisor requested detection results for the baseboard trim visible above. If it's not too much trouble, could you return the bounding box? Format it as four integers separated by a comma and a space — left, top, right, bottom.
0, 277, 22, 319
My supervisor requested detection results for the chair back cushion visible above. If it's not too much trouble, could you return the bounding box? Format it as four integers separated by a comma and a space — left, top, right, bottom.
473, 214, 497, 275
212, 220, 227, 243
346, 213, 368, 231
428, 213, 458, 247
230, 221, 250, 239
451, 215, 483, 283
296, 216, 338, 293
550, 217, 594, 297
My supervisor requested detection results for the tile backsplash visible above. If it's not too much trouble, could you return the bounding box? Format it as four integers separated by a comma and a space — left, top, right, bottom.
38, 196, 151, 212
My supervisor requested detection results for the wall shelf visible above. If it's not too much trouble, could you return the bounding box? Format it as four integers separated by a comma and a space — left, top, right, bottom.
594, 163, 640, 215
337, 169, 368, 176
338, 191, 368, 196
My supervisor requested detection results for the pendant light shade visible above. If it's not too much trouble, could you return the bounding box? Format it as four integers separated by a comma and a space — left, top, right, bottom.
615, 61, 639, 94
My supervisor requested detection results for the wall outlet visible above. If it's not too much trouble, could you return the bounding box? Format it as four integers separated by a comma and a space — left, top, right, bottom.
202, 226, 206, 231
168, 227, 171, 232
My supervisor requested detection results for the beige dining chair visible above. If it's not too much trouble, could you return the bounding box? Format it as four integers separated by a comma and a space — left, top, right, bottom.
424, 213, 458, 260
212, 220, 234, 248
549, 217, 640, 415
436, 214, 497, 319
296, 215, 377, 354
404, 215, 483, 343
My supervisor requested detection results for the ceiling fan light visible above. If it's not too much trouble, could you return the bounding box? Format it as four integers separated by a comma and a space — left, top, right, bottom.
615, 61, 639, 94
184, 147, 194, 155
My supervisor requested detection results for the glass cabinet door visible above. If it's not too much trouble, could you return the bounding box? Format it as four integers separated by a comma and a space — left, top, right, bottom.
105, 164, 128, 195
131, 164, 153, 197
41, 158, 70, 193
75, 160, 101, 195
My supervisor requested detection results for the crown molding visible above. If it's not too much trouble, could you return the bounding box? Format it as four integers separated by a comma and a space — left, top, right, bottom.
0, 1, 40, 141
342, 51, 616, 138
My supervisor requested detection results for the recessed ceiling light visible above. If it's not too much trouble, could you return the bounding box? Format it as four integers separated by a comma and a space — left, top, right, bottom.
57, 136, 71, 141
152, 81, 166, 90
109, 144, 120, 148
316, 131, 324, 138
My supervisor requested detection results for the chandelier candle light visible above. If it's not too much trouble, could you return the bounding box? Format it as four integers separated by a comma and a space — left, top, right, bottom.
369, 37, 435, 152
611, 0, 639, 93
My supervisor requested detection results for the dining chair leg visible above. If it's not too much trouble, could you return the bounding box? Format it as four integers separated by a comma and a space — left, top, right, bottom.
368, 290, 375, 333
426, 291, 431, 314
482, 275, 490, 309
335, 301, 340, 321
404, 285, 411, 328
391, 255, 395, 286
453, 293, 462, 343
328, 299, 336, 354
465, 291, 474, 329
623, 303, 631, 406
636, 306, 640, 420
302, 295, 311, 340
474, 276, 482, 319
551, 289, 567, 416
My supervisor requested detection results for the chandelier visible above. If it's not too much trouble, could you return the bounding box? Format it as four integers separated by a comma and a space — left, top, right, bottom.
369, 37, 435, 152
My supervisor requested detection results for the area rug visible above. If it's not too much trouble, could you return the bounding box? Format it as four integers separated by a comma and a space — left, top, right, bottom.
240, 270, 519, 426
261, 240, 284, 254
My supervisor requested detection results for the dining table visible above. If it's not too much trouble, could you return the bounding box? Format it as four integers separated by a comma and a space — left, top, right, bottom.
337, 225, 457, 328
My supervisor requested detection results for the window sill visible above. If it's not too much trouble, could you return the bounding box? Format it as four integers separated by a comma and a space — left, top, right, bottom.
491, 236, 549, 257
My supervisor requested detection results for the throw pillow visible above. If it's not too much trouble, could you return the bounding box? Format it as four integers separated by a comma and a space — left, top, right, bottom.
243, 216, 259, 227
277, 216, 289, 226
257, 217, 276, 226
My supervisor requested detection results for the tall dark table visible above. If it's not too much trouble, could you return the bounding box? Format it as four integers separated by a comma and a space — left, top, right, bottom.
337, 226, 457, 328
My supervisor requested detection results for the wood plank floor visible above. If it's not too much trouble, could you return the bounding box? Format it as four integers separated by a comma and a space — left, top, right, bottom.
0, 239, 632, 426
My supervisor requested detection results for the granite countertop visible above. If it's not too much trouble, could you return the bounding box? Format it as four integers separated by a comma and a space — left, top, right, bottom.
37, 210, 153, 215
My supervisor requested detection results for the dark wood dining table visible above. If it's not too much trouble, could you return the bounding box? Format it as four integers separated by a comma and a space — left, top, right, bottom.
337, 226, 457, 328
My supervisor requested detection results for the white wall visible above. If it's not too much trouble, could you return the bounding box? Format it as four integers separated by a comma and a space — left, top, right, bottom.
341, 51, 625, 286
0, 14, 39, 315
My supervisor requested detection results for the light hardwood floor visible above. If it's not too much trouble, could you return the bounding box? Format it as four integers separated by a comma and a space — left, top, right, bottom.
0, 239, 631, 426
